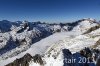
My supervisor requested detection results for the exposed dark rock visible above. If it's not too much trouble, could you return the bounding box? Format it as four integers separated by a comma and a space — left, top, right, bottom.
83, 25, 100, 34
6, 53, 33, 66
62, 49, 74, 66
5, 53, 44, 66
62, 48, 100, 66
0, 40, 3, 43
79, 47, 100, 66
96, 58, 100, 66
33, 54, 44, 65
0, 37, 17, 55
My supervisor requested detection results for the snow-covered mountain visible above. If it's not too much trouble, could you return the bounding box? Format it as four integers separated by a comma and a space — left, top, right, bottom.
0, 18, 100, 66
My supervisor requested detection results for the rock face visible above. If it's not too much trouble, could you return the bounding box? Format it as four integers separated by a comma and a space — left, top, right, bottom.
6, 53, 44, 66
6, 48, 99, 66
83, 25, 100, 34
6, 53, 32, 66
0, 20, 21, 32
63, 48, 100, 66
96, 58, 100, 66
32, 54, 44, 65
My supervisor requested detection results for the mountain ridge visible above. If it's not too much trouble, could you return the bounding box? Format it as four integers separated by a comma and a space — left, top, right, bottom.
0, 18, 100, 66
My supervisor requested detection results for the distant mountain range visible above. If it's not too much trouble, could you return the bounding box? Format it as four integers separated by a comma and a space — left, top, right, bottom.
0, 18, 100, 66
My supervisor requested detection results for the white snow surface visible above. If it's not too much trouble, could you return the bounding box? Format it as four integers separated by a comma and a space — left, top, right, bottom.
72, 19, 98, 34
0, 29, 100, 66
0, 18, 100, 66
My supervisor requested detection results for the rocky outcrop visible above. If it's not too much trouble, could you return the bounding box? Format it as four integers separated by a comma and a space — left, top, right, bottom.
5, 47, 100, 66
62, 48, 100, 66
83, 25, 100, 34
5, 53, 44, 66
33, 54, 44, 65
6, 53, 33, 66
96, 58, 100, 66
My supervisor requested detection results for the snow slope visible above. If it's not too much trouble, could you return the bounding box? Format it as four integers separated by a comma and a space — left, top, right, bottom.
0, 32, 73, 66
72, 18, 98, 34
1, 28, 100, 66
0, 18, 100, 66
29, 29, 100, 66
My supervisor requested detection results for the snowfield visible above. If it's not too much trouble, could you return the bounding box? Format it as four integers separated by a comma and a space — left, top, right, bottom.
0, 18, 100, 66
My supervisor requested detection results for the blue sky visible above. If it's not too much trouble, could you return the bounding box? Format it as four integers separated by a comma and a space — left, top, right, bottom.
0, 0, 100, 22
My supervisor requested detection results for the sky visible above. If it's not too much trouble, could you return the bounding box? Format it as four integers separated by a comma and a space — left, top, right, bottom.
0, 0, 100, 22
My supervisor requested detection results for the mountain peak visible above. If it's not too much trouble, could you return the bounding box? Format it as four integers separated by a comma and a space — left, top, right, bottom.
82, 18, 96, 23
